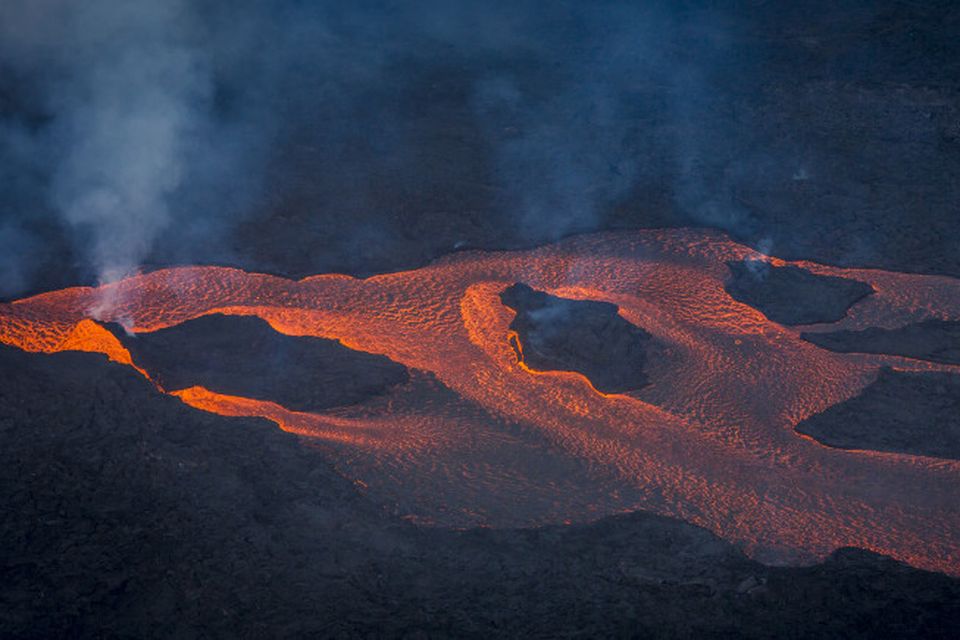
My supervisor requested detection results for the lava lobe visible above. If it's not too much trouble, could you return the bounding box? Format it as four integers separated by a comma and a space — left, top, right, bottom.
111, 314, 408, 412
725, 260, 874, 325
500, 283, 651, 394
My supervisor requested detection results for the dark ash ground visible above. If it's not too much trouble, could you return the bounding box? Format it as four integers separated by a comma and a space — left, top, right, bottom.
2, 347, 959, 639
803, 320, 960, 366
501, 282, 652, 393
796, 368, 960, 460
110, 314, 408, 413
724, 261, 875, 326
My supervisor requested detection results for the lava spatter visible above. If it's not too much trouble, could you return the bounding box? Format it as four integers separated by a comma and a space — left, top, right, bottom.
2, 228, 959, 575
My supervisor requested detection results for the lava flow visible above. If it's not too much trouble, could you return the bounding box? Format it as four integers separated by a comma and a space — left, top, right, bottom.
2, 228, 960, 574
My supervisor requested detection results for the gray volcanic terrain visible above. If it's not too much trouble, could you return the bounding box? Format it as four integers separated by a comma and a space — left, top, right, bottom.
724, 260, 875, 325
111, 314, 408, 412
2, 346, 958, 638
796, 368, 960, 460
501, 283, 651, 393
803, 319, 960, 365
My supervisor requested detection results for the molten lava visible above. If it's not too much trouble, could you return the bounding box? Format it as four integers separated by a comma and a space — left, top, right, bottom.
2, 228, 959, 574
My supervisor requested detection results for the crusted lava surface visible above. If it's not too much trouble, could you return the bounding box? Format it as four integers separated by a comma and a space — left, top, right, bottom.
725, 260, 875, 325
2, 346, 959, 638
500, 283, 651, 394
111, 314, 408, 412
803, 319, 960, 365
796, 368, 960, 460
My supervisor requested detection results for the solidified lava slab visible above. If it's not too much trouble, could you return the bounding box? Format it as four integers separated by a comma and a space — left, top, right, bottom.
803, 319, 960, 365
500, 283, 651, 394
796, 368, 960, 460
112, 313, 408, 413
4, 344, 959, 638
724, 260, 874, 325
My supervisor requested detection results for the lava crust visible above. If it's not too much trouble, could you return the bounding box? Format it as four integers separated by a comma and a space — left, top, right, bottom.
114, 314, 408, 412
803, 319, 960, 365
500, 283, 651, 394
725, 260, 874, 325
796, 368, 960, 460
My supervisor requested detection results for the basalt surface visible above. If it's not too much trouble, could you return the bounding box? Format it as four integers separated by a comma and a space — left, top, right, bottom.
110, 314, 409, 413
2, 346, 958, 639
725, 260, 875, 325
803, 319, 960, 365
500, 283, 652, 394
796, 368, 960, 460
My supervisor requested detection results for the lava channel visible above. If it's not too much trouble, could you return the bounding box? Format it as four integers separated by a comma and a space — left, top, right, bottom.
2, 228, 959, 575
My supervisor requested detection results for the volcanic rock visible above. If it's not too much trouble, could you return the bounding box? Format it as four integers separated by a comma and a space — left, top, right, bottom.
725, 261, 874, 325
1, 346, 959, 638
803, 319, 960, 365
113, 313, 408, 412
796, 368, 960, 460
0, 345, 391, 638
500, 283, 651, 394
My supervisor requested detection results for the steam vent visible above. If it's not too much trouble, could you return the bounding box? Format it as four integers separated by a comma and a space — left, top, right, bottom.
2, 2, 959, 638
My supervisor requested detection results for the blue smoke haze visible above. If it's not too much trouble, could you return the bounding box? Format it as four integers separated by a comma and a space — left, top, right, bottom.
2, 1, 958, 297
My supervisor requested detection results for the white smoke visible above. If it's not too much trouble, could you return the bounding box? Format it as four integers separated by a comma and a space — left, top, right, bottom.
2, 0, 211, 315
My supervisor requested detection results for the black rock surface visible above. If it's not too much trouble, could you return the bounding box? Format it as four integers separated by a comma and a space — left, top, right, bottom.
803, 319, 960, 365
725, 261, 875, 325
500, 283, 651, 393
1, 346, 959, 638
114, 313, 408, 412
796, 368, 960, 460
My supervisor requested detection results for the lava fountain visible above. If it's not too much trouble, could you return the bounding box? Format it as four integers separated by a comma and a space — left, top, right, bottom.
2, 228, 959, 574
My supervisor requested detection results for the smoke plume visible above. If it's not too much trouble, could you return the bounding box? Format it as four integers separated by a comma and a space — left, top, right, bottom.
3, 1, 950, 297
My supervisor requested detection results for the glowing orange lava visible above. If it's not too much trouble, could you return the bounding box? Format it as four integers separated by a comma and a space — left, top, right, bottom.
2, 228, 959, 574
